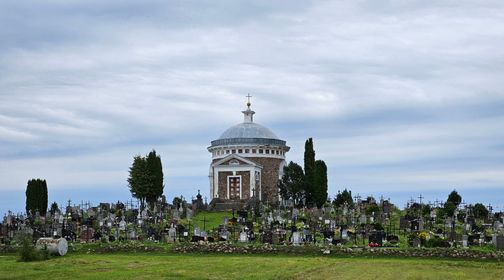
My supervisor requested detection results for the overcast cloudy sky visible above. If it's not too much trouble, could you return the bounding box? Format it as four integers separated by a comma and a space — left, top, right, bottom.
1, 1, 503, 215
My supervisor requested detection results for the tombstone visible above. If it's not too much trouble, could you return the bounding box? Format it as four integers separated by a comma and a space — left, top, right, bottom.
194, 227, 201, 237
496, 236, 504, 251
128, 230, 136, 240
172, 209, 180, 220
292, 231, 301, 245
418, 218, 424, 231
262, 231, 273, 244
239, 231, 248, 243
342, 229, 348, 240
292, 208, 299, 220
186, 208, 193, 220
412, 238, 421, 248
462, 234, 468, 248
119, 218, 126, 231
167, 227, 177, 243
80, 228, 95, 242
369, 231, 384, 246
360, 214, 367, 224
409, 219, 419, 231
492, 233, 497, 246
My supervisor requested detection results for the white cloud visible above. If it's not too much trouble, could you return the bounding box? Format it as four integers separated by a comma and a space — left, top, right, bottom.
1, 1, 504, 213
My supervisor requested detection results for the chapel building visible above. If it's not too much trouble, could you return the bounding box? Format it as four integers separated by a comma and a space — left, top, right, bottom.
208, 99, 289, 205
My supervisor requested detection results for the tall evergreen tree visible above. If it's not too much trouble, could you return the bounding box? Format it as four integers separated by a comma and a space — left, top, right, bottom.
278, 161, 306, 206
146, 150, 164, 207
128, 150, 165, 211
25, 179, 48, 216
313, 160, 328, 207
128, 155, 151, 211
304, 138, 316, 205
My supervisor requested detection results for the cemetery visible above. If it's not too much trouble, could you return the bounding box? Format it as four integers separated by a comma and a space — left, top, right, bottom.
1, 190, 504, 259
1, 103, 503, 278
1, 191, 504, 279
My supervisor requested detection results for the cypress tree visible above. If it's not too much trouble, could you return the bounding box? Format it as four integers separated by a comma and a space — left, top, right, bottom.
146, 150, 164, 207
314, 160, 328, 207
25, 179, 48, 216
304, 138, 316, 206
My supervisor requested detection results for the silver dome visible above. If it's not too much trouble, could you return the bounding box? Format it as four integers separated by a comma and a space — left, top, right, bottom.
219, 122, 279, 140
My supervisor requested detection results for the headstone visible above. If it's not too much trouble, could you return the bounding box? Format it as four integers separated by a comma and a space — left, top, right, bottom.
186, 208, 193, 220
292, 208, 299, 220
172, 209, 180, 220
496, 236, 504, 251
292, 231, 301, 245
166, 227, 176, 243
360, 214, 367, 224
119, 218, 126, 231
194, 227, 201, 237
418, 218, 424, 231
342, 229, 348, 240
462, 234, 468, 248
262, 231, 273, 244
369, 231, 384, 246
412, 238, 421, 248
239, 231, 248, 243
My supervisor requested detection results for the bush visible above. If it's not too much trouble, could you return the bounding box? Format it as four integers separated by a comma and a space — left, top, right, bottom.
16, 232, 50, 262
426, 237, 451, 248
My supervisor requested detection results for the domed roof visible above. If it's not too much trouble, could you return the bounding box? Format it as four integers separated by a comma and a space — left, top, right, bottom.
219, 122, 279, 140
209, 103, 288, 148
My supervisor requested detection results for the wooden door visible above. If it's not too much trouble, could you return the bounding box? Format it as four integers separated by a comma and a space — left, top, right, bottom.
229, 177, 241, 200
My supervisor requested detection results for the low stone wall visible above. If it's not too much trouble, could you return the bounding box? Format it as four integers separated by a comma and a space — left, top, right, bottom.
172, 243, 504, 261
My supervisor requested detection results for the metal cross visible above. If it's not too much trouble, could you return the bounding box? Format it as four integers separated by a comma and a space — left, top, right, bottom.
418, 194, 424, 205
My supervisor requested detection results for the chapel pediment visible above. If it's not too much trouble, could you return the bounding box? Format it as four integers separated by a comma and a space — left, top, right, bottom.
211, 154, 262, 168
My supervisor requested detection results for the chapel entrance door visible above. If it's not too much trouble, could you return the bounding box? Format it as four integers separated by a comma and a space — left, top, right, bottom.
228, 177, 241, 200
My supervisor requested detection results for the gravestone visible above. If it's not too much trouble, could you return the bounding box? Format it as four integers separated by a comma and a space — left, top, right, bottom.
292, 208, 299, 220
186, 208, 193, 220
239, 231, 248, 243
119, 218, 126, 231
369, 231, 384, 246
342, 229, 348, 240
418, 218, 424, 231
497, 236, 504, 251
360, 214, 367, 224
399, 217, 409, 230
172, 209, 180, 220
462, 234, 468, 248
412, 238, 421, 248
292, 232, 301, 245
262, 231, 273, 244
168, 227, 176, 243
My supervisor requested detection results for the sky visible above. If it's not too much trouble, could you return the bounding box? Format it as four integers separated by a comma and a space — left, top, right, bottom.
1, 1, 504, 215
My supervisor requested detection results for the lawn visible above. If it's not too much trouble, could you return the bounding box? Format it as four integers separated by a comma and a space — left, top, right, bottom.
0, 253, 503, 280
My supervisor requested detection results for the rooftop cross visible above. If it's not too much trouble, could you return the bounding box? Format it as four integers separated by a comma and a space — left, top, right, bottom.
246, 94, 252, 108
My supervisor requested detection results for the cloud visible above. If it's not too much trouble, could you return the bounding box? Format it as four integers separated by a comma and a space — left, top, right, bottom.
1, 1, 504, 213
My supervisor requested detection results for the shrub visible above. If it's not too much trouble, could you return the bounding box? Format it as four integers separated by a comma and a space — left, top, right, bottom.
16, 232, 49, 262
426, 237, 451, 248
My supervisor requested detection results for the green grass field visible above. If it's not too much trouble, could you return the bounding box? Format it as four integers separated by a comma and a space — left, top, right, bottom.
0, 254, 503, 280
